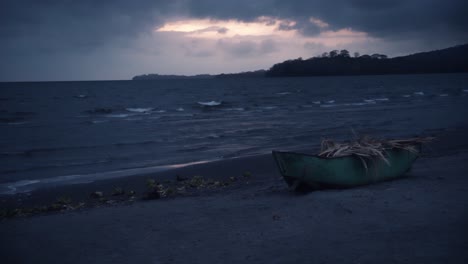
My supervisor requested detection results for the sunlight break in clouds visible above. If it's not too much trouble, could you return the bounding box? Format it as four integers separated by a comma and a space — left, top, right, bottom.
156, 17, 297, 38
148, 16, 380, 75
156, 16, 373, 48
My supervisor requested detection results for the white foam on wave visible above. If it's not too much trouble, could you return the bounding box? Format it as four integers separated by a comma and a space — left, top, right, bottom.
0, 180, 41, 195
463, 89, 468, 93
320, 104, 339, 108
402, 94, 411, 98
374, 98, 389, 101
198, 101, 222, 106
353, 101, 372, 106
126, 107, 153, 113
74, 94, 88, 99
276, 92, 291, 96
313, 101, 321, 105
325, 100, 335, 104
0, 160, 215, 195
364, 99, 376, 103
414, 91, 424, 96
260, 106, 278, 110
176, 107, 185, 112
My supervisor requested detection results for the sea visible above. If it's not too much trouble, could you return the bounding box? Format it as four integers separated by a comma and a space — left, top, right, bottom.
1, 73, 468, 194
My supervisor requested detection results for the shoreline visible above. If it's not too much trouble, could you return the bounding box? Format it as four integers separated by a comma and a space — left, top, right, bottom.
2, 125, 467, 213
0, 151, 282, 212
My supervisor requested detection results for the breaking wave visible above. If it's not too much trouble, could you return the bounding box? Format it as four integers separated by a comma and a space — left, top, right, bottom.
126, 107, 154, 113
198, 101, 222, 106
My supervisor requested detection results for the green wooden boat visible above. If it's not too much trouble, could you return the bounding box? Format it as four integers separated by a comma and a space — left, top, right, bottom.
272, 146, 420, 191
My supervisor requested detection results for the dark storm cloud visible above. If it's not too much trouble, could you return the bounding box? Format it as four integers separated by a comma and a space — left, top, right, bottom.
184, 0, 468, 41
0, 0, 180, 54
1, 0, 467, 52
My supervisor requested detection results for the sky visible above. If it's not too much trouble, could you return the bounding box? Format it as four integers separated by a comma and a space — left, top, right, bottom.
1, 0, 467, 82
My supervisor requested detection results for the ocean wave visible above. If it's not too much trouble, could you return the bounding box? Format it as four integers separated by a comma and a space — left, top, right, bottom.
1, 159, 112, 175
313, 101, 321, 104
0, 112, 35, 124
439, 94, 449, 97
320, 104, 339, 108
2, 140, 163, 157
463, 89, 468, 93
90, 120, 108, 124
0, 180, 41, 195
126, 107, 154, 113
86, 107, 114, 114
124, 118, 144, 121
7, 121, 29, 125
364, 99, 376, 103
176, 107, 185, 112
223, 107, 245, 111
402, 94, 411, 98
373, 98, 389, 101
74, 94, 88, 99
259, 106, 278, 110
0, 117, 23, 123
276, 92, 291, 96
198, 101, 222, 106
325, 100, 335, 104
106, 114, 131, 118
0, 151, 27, 157
414, 91, 424, 96
348, 103, 367, 106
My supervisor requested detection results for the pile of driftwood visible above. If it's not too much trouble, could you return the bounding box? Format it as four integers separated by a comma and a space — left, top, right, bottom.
319, 136, 434, 165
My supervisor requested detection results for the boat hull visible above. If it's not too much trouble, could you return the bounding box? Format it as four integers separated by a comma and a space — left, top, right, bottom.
272, 147, 420, 190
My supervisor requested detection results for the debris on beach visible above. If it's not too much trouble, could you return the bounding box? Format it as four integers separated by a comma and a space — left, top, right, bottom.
1, 172, 255, 219
0, 198, 86, 219
112, 187, 125, 196
319, 136, 435, 161
144, 179, 162, 200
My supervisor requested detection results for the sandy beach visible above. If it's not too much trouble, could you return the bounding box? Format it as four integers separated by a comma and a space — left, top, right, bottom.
1, 126, 468, 264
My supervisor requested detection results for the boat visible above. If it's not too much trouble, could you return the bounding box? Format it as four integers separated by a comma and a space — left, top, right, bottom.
272, 145, 421, 191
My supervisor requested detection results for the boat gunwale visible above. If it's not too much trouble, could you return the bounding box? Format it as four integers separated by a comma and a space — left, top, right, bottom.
272, 144, 421, 161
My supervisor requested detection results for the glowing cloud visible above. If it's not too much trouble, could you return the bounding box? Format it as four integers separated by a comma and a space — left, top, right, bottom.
156, 17, 297, 38
309, 17, 329, 29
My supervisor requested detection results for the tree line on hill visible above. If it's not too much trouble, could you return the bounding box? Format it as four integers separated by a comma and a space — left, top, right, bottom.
266, 44, 468, 77
132, 43, 468, 80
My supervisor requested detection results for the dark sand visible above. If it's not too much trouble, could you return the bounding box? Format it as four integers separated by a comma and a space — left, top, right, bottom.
1, 127, 468, 264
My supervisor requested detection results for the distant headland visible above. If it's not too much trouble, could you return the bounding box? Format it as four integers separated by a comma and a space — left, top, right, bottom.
132, 43, 468, 80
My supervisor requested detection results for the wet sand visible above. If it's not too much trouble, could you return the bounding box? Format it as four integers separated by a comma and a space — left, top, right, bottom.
1, 127, 468, 263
